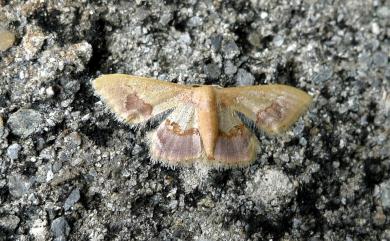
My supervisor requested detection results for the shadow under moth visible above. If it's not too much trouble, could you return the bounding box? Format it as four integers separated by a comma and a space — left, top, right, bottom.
92, 74, 312, 168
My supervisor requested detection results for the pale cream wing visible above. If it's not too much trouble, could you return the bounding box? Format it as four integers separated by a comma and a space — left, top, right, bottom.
92, 74, 191, 124
217, 84, 312, 135
212, 106, 259, 167
149, 104, 202, 166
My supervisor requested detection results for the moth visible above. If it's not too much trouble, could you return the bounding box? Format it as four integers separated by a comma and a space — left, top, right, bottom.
92, 74, 312, 168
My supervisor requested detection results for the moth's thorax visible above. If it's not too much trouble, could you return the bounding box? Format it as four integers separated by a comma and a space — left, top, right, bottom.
192, 86, 216, 109
192, 86, 219, 160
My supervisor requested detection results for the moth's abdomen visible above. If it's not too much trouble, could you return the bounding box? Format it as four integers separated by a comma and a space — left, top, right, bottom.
192, 86, 219, 159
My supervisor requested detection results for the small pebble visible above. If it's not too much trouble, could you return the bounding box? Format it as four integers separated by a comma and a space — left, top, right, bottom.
247, 32, 261, 48
260, 11, 268, 19
222, 40, 240, 59
8, 109, 43, 137
313, 65, 333, 83
246, 168, 296, 210
159, 13, 172, 26
372, 51, 388, 68
379, 179, 390, 209
0, 215, 20, 231
377, 6, 390, 19
273, 35, 285, 46
7, 174, 32, 198
64, 132, 82, 150
236, 68, 255, 86
7, 143, 22, 160
64, 188, 80, 211
22, 26, 46, 60
0, 30, 15, 51
373, 206, 386, 226
30, 218, 49, 241
371, 22, 380, 35
51, 217, 70, 239
46, 86, 55, 97
204, 63, 221, 79
210, 35, 223, 50
187, 16, 203, 27
224, 61, 237, 75
178, 32, 191, 44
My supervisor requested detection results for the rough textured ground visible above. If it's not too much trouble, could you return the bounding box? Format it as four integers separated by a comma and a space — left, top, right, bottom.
0, 0, 389, 240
